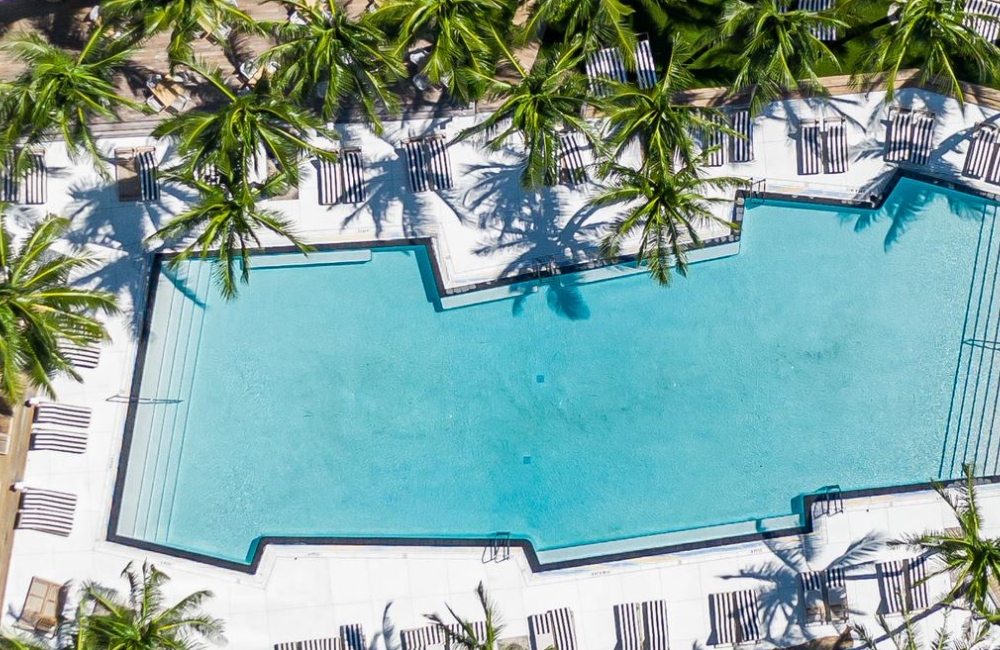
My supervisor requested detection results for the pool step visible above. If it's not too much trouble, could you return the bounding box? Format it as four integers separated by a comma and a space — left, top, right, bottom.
116, 260, 212, 544
942, 204, 1000, 476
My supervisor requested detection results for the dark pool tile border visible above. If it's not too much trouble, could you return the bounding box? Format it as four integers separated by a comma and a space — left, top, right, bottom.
107, 168, 1000, 575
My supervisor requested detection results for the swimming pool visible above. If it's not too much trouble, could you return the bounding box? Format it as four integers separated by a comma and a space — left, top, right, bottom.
112, 178, 991, 566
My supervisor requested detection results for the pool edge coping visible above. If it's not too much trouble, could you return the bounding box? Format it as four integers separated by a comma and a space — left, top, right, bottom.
106, 167, 1000, 575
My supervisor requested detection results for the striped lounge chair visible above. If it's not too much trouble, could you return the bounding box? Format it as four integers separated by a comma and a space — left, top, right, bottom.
798, 568, 849, 624
635, 36, 658, 89
798, 120, 823, 175
318, 148, 366, 205
402, 625, 446, 650
823, 117, 849, 174
404, 135, 454, 193
585, 46, 627, 97
799, 0, 837, 39
708, 590, 760, 647
31, 401, 91, 429
60, 343, 100, 370
614, 600, 669, 650
529, 607, 577, 650
558, 132, 588, 185
1, 151, 46, 205
28, 400, 90, 454
826, 568, 849, 622
703, 114, 727, 167
877, 558, 929, 615
885, 108, 935, 165
15, 488, 77, 537
116, 147, 159, 202
729, 108, 754, 163
964, 123, 1000, 181
800, 571, 827, 625
964, 0, 1000, 42
275, 624, 366, 650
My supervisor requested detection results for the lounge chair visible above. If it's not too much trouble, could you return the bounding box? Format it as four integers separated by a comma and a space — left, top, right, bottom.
614, 601, 669, 650
910, 111, 936, 165
318, 149, 366, 205
425, 136, 454, 191
30, 425, 87, 454
115, 147, 159, 202
403, 135, 453, 193
704, 115, 727, 167
886, 108, 935, 165
798, 0, 837, 39
404, 138, 430, 192
798, 120, 823, 175
964, 0, 1000, 42
965, 123, 1000, 179
60, 342, 100, 370
729, 108, 754, 163
16, 488, 77, 537
585, 46, 627, 97
445, 621, 489, 648
341, 624, 366, 650
275, 639, 339, 650
708, 590, 760, 647
800, 571, 827, 625
877, 558, 929, 615
635, 36, 658, 89
826, 568, 849, 622
823, 117, 849, 174
31, 401, 91, 429
529, 608, 577, 650
558, 132, 588, 185
885, 108, 915, 163
15, 577, 62, 636
614, 603, 642, 650
402, 625, 448, 650
1, 150, 47, 204
276, 624, 365, 650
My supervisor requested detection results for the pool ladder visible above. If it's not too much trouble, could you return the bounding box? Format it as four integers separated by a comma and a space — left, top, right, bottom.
812, 485, 844, 518
484, 532, 511, 563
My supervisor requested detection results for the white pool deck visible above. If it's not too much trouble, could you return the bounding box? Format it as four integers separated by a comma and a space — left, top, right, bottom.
7, 85, 1000, 648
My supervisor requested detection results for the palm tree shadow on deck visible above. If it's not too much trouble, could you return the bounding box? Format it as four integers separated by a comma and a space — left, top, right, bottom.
61, 159, 185, 338
459, 160, 606, 320
724, 530, 884, 644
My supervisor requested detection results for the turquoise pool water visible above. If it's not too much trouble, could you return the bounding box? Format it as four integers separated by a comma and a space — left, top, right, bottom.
115, 179, 989, 564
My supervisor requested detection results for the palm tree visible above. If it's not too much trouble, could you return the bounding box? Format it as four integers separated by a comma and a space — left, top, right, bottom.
370, 0, 511, 102
0, 214, 118, 404
428, 582, 502, 650
602, 39, 733, 173
717, 0, 847, 113
520, 0, 646, 56
457, 37, 595, 188
153, 61, 337, 189
151, 167, 310, 299
99, 0, 253, 67
861, 0, 1000, 105
263, 0, 405, 129
79, 561, 224, 650
593, 160, 741, 285
854, 609, 991, 650
0, 28, 142, 175
892, 463, 1000, 620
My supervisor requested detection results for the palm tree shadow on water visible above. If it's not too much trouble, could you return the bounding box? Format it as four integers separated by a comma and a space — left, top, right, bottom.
458, 160, 607, 321
843, 182, 986, 252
